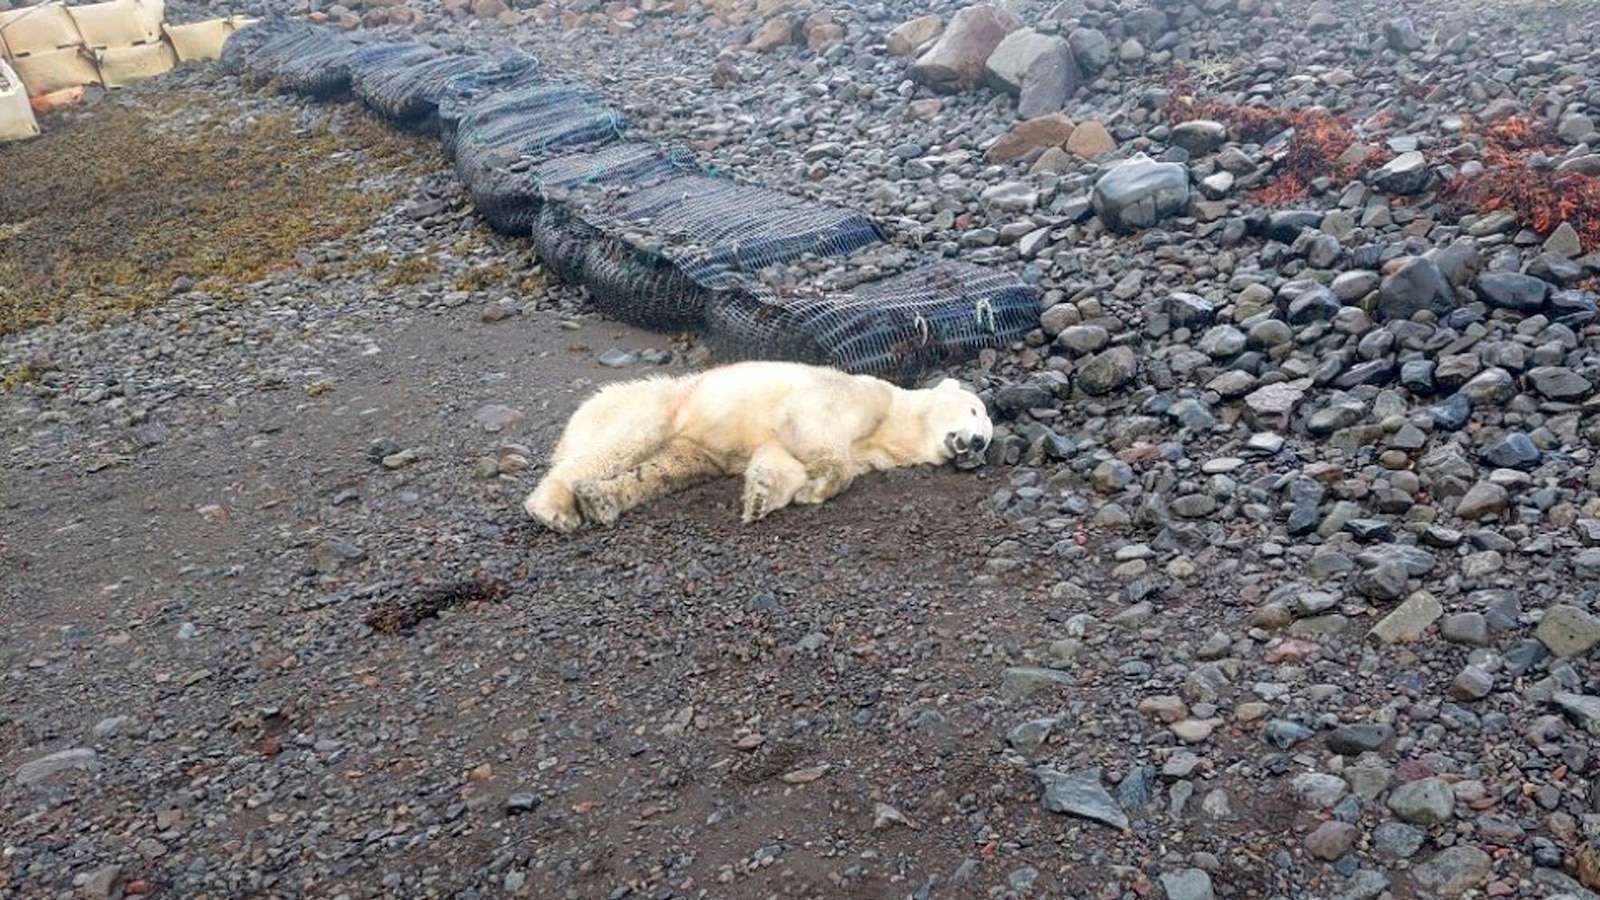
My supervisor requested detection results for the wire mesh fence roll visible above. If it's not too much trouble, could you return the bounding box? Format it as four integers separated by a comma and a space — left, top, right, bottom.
250, 28, 360, 98
219, 17, 304, 76
355, 50, 495, 130
449, 84, 627, 200
476, 141, 698, 237
568, 173, 888, 331
435, 52, 540, 155
702, 261, 1042, 385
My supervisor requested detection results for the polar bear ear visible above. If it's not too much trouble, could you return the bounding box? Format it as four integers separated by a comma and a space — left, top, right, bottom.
934, 378, 961, 392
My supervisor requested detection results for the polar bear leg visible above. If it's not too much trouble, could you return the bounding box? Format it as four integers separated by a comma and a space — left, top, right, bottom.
741, 444, 809, 523
572, 438, 723, 526
793, 461, 858, 506
525, 379, 678, 532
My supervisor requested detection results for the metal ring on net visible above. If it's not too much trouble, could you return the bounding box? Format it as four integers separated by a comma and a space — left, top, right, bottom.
913, 313, 932, 348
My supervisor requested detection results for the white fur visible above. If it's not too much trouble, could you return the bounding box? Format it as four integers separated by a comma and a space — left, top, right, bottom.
524, 360, 993, 532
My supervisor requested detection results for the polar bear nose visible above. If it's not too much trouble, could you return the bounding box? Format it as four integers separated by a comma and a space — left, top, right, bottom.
970, 434, 989, 452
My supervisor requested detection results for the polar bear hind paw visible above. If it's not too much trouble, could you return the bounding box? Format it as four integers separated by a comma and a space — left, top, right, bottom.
525, 487, 582, 534
572, 481, 621, 527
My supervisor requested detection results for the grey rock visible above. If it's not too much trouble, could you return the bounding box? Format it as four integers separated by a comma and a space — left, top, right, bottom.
1067, 27, 1111, 73
15, 747, 99, 785
1076, 346, 1138, 395
1479, 432, 1541, 470
1551, 692, 1600, 736
1016, 40, 1080, 118
1159, 868, 1215, 900
1035, 766, 1129, 829
1169, 120, 1227, 157
985, 29, 1066, 95
1091, 153, 1190, 233
909, 5, 1023, 92
473, 403, 526, 432
1162, 292, 1215, 329
1536, 604, 1600, 657
1411, 845, 1493, 895
1376, 257, 1454, 321
1198, 324, 1247, 358
1326, 723, 1394, 755
1008, 717, 1058, 752
1371, 151, 1430, 194
1440, 612, 1490, 646
1475, 272, 1550, 312
313, 538, 367, 574
1369, 591, 1443, 644
1335, 870, 1391, 900
1459, 368, 1516, 405
1456, 482, 1509, 521
80, 865, 122, 900
1372, 822, 1426, 858
1001, 667, 1074, 701
1526, 366, 1592, 401
1548, 289, 1598, 327
1262, 718, 1315, 748
1383, 16, 1422, 51
1386, 776, 1454, 825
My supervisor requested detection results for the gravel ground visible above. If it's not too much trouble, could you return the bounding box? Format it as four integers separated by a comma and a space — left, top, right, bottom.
5, 0, 1600, 896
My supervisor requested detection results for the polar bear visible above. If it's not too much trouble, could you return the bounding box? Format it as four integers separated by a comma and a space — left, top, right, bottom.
524, 360, 993, 532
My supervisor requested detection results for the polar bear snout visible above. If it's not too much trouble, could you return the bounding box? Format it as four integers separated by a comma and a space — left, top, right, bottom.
945, 431, 988, 456
944, 430, 990, 467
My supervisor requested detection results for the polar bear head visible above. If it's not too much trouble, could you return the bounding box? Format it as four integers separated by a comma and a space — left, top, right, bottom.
919, 378, 993, 466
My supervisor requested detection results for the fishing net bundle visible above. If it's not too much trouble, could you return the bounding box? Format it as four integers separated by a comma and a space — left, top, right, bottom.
702, 260, 1042, 384
475, 140, 699, 237
564, 173, 888, 330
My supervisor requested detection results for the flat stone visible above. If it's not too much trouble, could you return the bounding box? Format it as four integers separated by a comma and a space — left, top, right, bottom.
886, 14, 942, 57
1411, 845, 1493, 895
1035, 766, 1129, 829
1551, 692, 1600, 736
1159, 868, 1215, 900
1326, 723, 1395, 755
1375, 257, 1454, 321
987, 115, 1078, 163
1001, 667, 1074, 701
1369, 591, 1443, 645
1527, 366, 1592, 401
1536, 604, 1600, 657
15, 747, 99, 785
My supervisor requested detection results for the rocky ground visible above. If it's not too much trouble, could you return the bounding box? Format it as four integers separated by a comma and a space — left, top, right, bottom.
5, 0, 1600, 896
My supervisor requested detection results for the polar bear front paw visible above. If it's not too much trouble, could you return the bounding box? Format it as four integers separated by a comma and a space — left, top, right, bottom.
572, 480, 620, 527
741, 480, 771, 523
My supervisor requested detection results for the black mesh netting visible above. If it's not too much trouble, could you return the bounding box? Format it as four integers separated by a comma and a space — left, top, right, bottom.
224, 22, 433, 101
476, 141, 698, 237
355, 51, 494, 129
450, 84, 627, 198
243, 27, 359, 98
435, 52, 541, 154
530, 203, 602, 284
220, 18, 305, 76
567, 173, 887, 329
702, 261, 1042, 384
